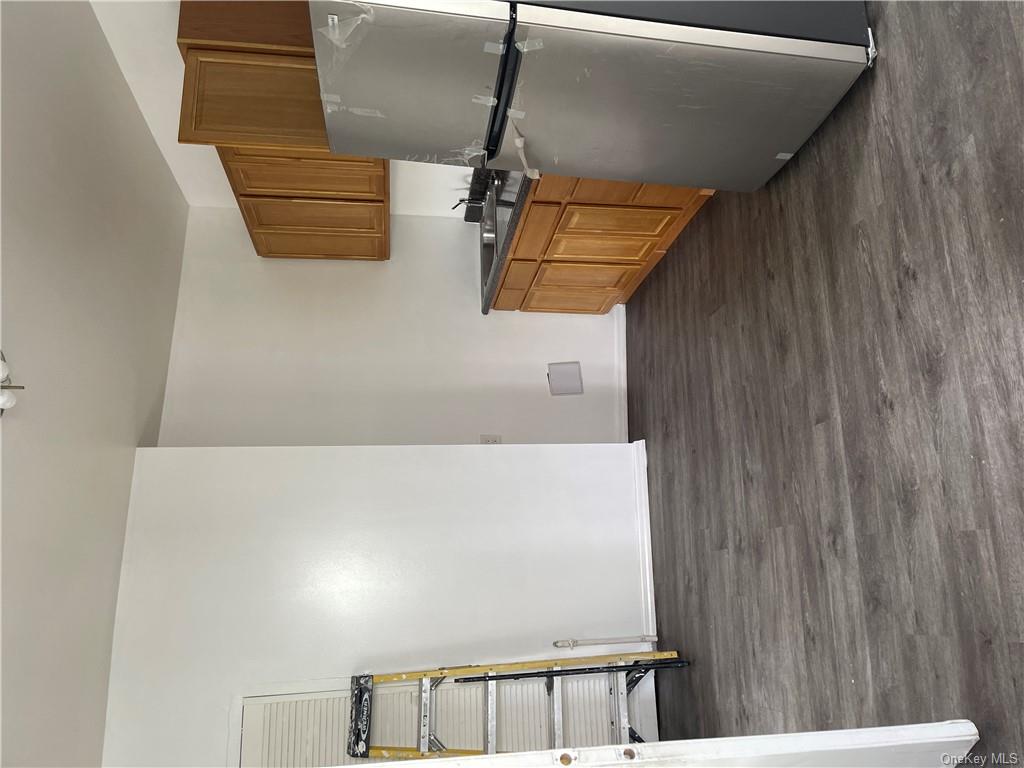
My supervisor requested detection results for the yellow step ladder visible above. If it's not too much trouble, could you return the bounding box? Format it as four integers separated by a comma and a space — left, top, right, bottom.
346, 650, 690, 760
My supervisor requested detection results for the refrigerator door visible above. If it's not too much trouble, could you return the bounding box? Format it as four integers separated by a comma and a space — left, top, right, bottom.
490, 6, 869, 191
311, 1, 511, 166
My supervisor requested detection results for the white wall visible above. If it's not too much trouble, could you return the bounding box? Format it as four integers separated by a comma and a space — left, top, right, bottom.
1, 3, 189, 765
387, 162, 476, 218
102, 443, 655, 767
90, 0, 233, 209
159, 207, 626, 447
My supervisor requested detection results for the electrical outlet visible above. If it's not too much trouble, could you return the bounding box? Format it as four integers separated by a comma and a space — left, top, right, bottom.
480, 434, 502, 445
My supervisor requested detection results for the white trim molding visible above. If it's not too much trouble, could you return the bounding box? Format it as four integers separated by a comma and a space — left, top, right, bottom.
630, 440, 656, 637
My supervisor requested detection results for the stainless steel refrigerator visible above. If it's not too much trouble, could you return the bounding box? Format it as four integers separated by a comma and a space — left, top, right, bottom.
310, 0, 874, 192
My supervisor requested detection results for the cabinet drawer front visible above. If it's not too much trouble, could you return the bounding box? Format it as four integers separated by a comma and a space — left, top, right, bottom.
510, 204, 561, 261
493, 287, 526, 311
631, 184, 702, 208
532, 175, 578, 202
522, 288, 619, 314
252, 231, 386, 260
546, 234, 658, 263
491, 261, 540, 311
557, 205, 677, 238
228, 160, 386, 199
180, 49, 327, 147
221, 146, 383, 166
503, 260, 540, 292
570, 179, 642, 205
240, 198, 385, 233
534, 262, 642, 291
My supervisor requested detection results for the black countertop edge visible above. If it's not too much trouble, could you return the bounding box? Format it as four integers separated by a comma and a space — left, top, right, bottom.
482, 175, 534, 314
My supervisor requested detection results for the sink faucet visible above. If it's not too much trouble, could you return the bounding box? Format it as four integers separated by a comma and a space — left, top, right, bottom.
452, 197, 485, 211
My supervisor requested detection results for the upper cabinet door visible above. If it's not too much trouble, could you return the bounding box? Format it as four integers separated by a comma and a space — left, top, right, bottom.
556, 205, 677, 238
222, 156, 386, 200
309, 1, 508, 165
179, 49, 329, 148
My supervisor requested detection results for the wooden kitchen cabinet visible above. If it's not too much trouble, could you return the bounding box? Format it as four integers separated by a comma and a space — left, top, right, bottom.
545, 234, 659, 264
521, 288, 621, 314
219, 146, 344, 161
179, 49, 328, 149
238, 198, 386, 233
631, 183, 711, 208
250, 231, 386, 260
177, 1, 390, 260
531, 175, 579, 202
570, 178, 643, 205
492, 177, 713, 313
555, 205, 677, 239
177, 1, 315, 56
511, 204, 561, 261
238, 197, 388, 261
493, 261, 541, 311
533, 262, 643, 292
220, 148, 386, 199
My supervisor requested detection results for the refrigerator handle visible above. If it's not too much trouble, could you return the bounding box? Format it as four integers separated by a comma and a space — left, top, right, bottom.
484, 3, 522, 161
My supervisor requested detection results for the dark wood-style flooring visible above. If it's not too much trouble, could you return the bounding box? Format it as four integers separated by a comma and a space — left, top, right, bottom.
627, 1, 1023, 756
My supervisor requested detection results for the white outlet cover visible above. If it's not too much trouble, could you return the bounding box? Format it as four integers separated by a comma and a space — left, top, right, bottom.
547, 361, 584, 396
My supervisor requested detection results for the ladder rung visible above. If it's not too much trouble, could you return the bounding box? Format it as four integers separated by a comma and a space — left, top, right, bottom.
549, 667, 564, 750
368, 746, 485, 760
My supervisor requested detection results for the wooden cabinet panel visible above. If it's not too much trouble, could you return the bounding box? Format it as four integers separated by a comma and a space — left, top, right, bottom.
491, 261, 540, 311
492, 174, 713, 313
557, 205, 677, 238
532, 175, 578, 202
546, 234, 659, 263
503, 261, 540, 292
178, 1, 315, 55
180, 49, 328, 148
510, 204, 560, 260
632, 184, 702, 208
178, 5, 394, 263
522, 288, 620, 314
534, 262, 642, 291
251, 231, 386, 260
221, 146, 381, 165
571, 178, 643, 204
239, 198, 385, 233
493, 288, 527, 311
225, 159, 386, 199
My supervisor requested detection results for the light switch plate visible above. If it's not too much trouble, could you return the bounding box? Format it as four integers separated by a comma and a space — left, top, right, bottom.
547, 361, 584, 396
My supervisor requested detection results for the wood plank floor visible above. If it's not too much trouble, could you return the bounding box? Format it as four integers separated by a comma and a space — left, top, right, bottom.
627, 1, 1023, 756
